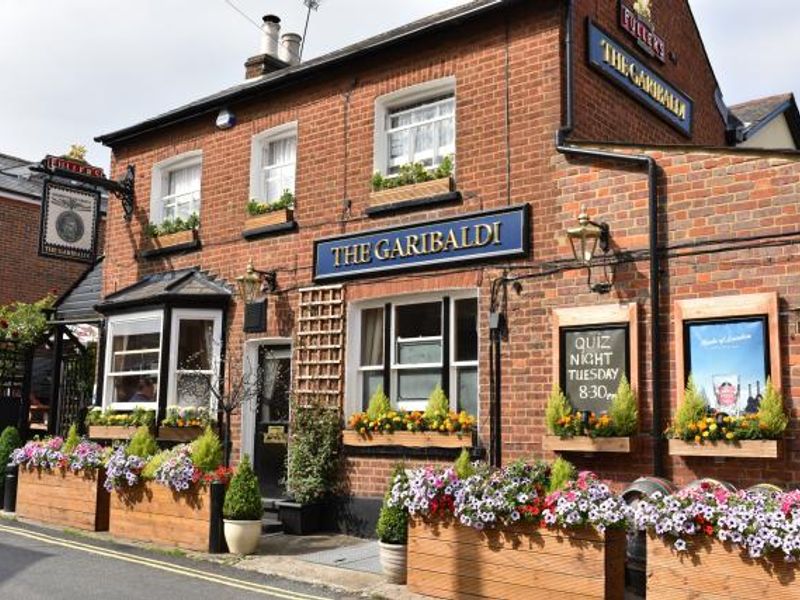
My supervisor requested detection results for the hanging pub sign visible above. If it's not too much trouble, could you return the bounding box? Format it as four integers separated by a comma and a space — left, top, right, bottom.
313, 205, 529, 282
560, 325, 629, 414
619, 1, 666, 62
684, 317, 770, 415
44, 154, 104, 179
39, 180, 100, 263
588, 21, 693, 136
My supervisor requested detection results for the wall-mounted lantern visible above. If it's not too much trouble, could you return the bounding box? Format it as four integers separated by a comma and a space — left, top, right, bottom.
566, 207, 613, 294
236, 259, 276, 333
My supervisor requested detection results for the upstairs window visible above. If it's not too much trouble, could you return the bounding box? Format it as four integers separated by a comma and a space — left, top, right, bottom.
150, 151, 202, 224
250, 123, 297, 204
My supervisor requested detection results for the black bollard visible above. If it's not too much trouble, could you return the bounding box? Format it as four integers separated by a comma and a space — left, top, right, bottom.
208, 480, 228, 553
3, 464, 18, 513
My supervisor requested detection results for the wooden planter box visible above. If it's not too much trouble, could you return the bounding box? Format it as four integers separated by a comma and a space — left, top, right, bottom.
342, 429, 473, 449
543, 435, 631, 453
145, 228, 197, 251
408, 519, 625, 600
244, 208, 293, 230
158, 426, 205, 443
88, 425, 146, 440
110, 481, 211, 551
647, 532, 799, 599
369, 177, 453, 208
16, 468, 110, 532
667, 439, 780, 459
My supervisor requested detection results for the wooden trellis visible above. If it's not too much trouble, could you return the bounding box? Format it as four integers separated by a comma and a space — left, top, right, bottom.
293, 285, 345, 408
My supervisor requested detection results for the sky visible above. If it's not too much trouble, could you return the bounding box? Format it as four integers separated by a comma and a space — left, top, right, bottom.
0, 0, 798, 170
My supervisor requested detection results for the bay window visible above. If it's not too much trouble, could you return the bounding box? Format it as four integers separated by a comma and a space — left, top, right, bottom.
168, 309, 222, 409
104, 312, 162, 409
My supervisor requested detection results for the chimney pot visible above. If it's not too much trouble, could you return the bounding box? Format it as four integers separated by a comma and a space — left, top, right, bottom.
279, 33, 302, 66
260, 14, 281, 57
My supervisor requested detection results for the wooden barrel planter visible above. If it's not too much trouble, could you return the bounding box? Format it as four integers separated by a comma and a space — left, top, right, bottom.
16, 468, 110, 532
646, 532, 799, 599
408, 518, 626, 599
110, 482, 211, 551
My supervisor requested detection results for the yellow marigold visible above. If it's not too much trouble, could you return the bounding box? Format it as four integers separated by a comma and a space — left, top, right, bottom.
702, 431, 710, 438
694, 435, 702, 443
725, 432, 735, 440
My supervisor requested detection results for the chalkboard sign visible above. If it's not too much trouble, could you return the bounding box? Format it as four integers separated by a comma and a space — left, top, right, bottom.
560, 326, 629, 414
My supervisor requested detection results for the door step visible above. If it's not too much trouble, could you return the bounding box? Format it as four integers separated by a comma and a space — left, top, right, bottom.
262, 497, 286, 534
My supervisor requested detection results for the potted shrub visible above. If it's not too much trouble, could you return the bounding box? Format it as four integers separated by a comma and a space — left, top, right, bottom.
244, 190, 294, 230
0, 425, 22, 503
278, 398, 340, 535
376, 465, 409, 584
222, 455, 262, 555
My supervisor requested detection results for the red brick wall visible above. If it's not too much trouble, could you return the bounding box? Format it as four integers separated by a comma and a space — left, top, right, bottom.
0, 195, 100, 305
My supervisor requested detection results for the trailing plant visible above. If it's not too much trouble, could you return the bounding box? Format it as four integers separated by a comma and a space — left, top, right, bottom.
190, 427, 223, 473
423, 385, 450, 423
64, 424, 81, 454
454, 448, 475, 480
161, 406, 215, 429
371, 155, 454, 191
757, 378, 789, 438
223, 455, 262, 520
85, 407, 155, 428
11, 437, 66, 470
142, 449, 170, 480
104, 445, 146, 491
153, 444, 198, 492
366, 386, 391, 422
545, 383, 572, 435
286, 399, 340, 505
0, 293, 55, 347
145, 213, 200, 238
376, 465, 409, 545
67, 440, 106, 473
126, 427, 158, 460
247, 190, 294, 216
607, 376, 638, 436
548, 457, 576, 493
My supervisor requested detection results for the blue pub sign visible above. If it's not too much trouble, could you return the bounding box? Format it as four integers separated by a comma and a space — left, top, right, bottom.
313, 205, 529, 282
587, 21, 693, 136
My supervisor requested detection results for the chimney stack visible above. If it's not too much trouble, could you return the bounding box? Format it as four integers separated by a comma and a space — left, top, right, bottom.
245, 14, 302, 79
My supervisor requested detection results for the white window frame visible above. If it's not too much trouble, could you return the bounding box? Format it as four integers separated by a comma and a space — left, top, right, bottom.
167, 309, 223, 410
345, 289, 478, 417
103, 311, 164, 412
150, 150, 203, 224
373, 77, 456, 178
249, 122, 298, 204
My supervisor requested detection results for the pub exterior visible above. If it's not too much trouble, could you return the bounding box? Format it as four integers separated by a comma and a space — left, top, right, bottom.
92, 0, 800, 531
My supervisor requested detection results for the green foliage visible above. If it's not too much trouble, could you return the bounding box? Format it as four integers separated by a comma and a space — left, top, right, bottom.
548, 457, 576, 493
758, 378, 789, 438
0, 294, 55, 347
609, 376, 638, 436
424, 385, 450, 422
674, 375, 707, 434
0, 426, 22, 468
223, 455, 262, 520
286, 399, 340, 505
247, 190, 295, 215
545, 383, 572, 435
190, 427, 223, 473
64, 424, 81, 454
126, 427, 158, 459
145, 213, 200, 238
371, 155, 454, 191
85, 408, 155, 427
454, 448, 475, 480
366, 386, 391, 422
142, 449, 170, 480
376, 465, 408, 544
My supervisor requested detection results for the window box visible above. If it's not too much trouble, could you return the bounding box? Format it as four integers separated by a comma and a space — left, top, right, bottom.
109, 481, 212, 551
158, 426, 205, 443
244, 207, 294, 231
667, 439, 780, 459
543, 435, 631, 453
16, 468, 110, 532
407, 519, 625, 600
342, 429, 473, 449
368, 176, 453, 209
142, 228, 199, 257
646, 531, 798, 599
88, 425, 153, 440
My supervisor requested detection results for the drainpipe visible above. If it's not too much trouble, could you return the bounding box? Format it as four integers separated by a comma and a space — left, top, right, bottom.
555, 0, 665, 476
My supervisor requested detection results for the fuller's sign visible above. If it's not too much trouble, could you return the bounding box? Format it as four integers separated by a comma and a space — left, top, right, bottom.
39, 181, 100, 263
44, 155, 104, 179
588, 22, 692, 136
619, 2, 665, 62
313, 205, 529, 281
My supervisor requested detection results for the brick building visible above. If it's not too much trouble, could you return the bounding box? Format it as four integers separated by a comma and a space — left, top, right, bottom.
94, 0, 800, 531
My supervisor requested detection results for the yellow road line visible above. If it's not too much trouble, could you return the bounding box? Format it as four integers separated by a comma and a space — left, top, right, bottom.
0, 523, 332, 600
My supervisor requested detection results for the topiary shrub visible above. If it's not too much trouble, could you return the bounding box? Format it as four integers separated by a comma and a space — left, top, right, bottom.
545, 383, 572, 435
223, 455, 262, 521
64, 423, 81, 454
758, 378, 789, 438
548, 457, 576, 493
673, 375, 707, 436
424, 385, 449, 422
190, 427, 223, 473
376, 465, 408, 545
454, 448, 475, 480
366, 386, 391, 422
126, 427, 158, 459
609, 376, 638, 436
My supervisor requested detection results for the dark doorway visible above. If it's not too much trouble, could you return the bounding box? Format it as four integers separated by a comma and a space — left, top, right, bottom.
253, 344, 291, 499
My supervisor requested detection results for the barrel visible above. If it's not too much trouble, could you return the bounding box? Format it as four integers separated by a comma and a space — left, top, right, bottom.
746, 483, 783, 495
682, 478, 737, 493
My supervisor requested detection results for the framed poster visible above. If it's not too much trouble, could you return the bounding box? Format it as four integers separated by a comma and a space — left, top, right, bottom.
39, 180, 100, 263
560, 325, 629, 414
684, 317, 770, 415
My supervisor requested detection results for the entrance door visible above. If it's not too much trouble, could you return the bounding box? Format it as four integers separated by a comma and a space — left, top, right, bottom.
253, 344, 291, 499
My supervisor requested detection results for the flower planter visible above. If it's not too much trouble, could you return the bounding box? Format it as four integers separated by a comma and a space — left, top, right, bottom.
407, 518, 625, 599
16, 468, 110, 532
369, 177, 453, 208
88, 425, 147, 440
158, 427, 205, 443
223, 519, 261, 555
276, 501, 324, 536
543, 435, 631, 453
244, 208, 293, 231
342, 430, 473, 449
378, 541, 407, 584
110, 481, 211, 551
667, 439, 780, 459
646, 532, 799, 599
145, 228, 197, 251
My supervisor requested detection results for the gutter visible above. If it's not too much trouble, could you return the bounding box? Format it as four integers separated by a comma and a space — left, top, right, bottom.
554, 0, 665, 477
